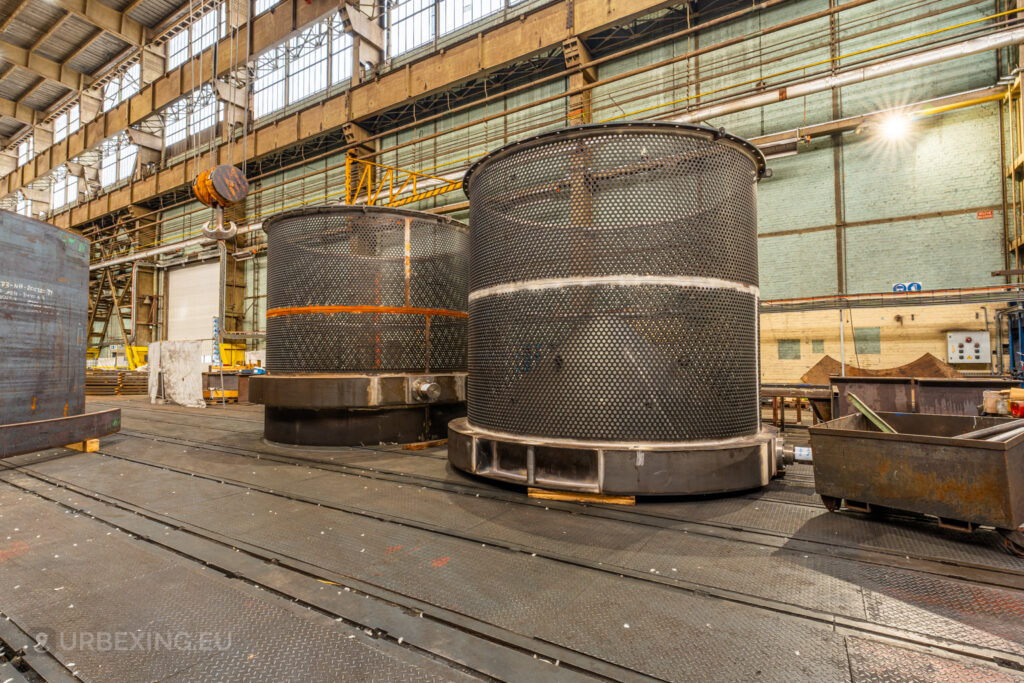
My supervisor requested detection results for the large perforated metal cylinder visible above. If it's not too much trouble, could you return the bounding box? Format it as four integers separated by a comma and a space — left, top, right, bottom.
462, 122, 766, 443
252, 205, 469, 447
263, 206, 468, 374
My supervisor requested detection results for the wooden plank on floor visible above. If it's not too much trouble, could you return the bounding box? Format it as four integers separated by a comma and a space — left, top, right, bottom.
402, 438, 447, 450
528, 488, 635, 505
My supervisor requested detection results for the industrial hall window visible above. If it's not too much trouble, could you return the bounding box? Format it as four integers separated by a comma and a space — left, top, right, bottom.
103, 64, 141, 112
777, 339, 801, 360
53, 104, 80, 144
50, 166, 78, 210
252, 14, 353, 119
253, 0, 279, 16
163, 85, 221, 148
14, 191, 30, 217
388, 0, 525, 57
389, 0, 433, 57
16, 136, 32, 167
166, 4, 226, 72
438, 0, 502, 35
100, 134, 139, 188
854, 327, 882, 355
289, 22, 328, 105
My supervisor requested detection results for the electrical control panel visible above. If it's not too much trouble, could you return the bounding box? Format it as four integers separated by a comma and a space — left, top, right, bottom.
946, 331, 991, 364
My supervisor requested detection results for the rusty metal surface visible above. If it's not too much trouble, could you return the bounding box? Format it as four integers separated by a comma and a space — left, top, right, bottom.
830, 377, 914, 418
0, 211, 89, 426
831, 377, 1020, 419
809, 412, 1024, 531
917, 378, 1020, 415
250, 373, 466, 409
192, 164, 249, 208
0, 408, 121, 458
265, 404, 464, 447
761, 384, 831, 399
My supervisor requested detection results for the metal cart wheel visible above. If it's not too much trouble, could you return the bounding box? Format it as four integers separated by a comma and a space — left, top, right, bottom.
820, 495, 841, 512
999, 529, 1024, 558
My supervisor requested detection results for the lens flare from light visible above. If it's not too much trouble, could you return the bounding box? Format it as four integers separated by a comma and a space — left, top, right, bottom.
879, 113, 911, 141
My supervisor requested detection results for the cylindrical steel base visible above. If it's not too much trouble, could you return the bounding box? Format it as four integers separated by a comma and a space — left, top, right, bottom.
250, 373, 466, 446
266, 404, 465, 447
448, 417, 777, 496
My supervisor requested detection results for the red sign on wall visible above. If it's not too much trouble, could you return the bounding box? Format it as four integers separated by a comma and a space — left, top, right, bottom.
977, 209, 994, 219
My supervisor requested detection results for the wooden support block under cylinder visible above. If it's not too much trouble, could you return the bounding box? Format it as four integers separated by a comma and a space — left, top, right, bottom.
527, 488, 636, 505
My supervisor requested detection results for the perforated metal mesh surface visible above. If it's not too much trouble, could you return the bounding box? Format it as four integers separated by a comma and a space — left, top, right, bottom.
465, 123, 763, 291
463, 123, 764, 442
264, 206, 468, 373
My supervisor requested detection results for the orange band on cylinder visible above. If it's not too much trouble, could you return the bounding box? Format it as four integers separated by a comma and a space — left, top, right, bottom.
266, 305, 468, 318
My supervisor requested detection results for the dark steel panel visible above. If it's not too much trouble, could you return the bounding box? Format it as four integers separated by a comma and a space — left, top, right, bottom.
830, 377, 914, 418
916, 378, 1019, 415
809, 412, 1024, 530
265, 404, 464, 446
462, 123, 764, 442
0, 211, 89, 425
250, 374, 373, 408
250, 373, 465, 409
262, 206, 468, 374
0, 408, 121, 458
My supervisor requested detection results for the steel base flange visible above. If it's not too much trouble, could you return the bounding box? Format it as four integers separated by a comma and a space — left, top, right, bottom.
251, 373, 466, 446
447, 417, 778, 496
265, 404, 465, 447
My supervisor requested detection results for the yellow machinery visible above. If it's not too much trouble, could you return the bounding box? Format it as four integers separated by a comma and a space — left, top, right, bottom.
344, 154, 462, 207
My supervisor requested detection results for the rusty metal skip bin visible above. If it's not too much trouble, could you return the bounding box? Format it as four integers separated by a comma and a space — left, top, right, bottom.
808, 412, 1024, 556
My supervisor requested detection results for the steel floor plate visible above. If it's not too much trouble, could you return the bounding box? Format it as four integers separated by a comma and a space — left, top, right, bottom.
0, 485, 467, 682
0, 396, 1021, 682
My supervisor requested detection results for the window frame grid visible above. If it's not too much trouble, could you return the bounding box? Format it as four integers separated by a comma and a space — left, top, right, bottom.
100, 134, 139, 188
253, 0, 278, 17
252, 13, 354, 120
15, 191, 29, 217
16, 136, 33, 167
103, 64, 141, 112
165, 4, 227, 74
50, 166, 79, 210
53, 104, 80, 144
388, 0, 434, 58
287, 23, 329, 106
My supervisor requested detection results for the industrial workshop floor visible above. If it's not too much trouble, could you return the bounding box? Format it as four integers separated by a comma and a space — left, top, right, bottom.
2, 398, 1024, 682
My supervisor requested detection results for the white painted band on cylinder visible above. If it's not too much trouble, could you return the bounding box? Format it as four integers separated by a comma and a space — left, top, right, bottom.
469, 275, 760, 302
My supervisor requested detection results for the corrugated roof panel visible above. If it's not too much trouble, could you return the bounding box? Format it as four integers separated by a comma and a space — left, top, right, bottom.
34, 14, 94, 62
0, 0, 26, 31
22, 80, 70, 111
0, 65, 38, 96
66, 32, 130, 74
128, 0, 183, 29
0, 117, 25, 137
0, 0, 64, 46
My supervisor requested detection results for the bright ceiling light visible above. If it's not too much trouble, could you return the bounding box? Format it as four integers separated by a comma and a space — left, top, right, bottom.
879, 113, 911, 140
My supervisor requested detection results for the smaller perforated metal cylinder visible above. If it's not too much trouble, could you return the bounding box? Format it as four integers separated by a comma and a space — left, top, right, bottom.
462, 122, 767, 443
262, 206, 469, 374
